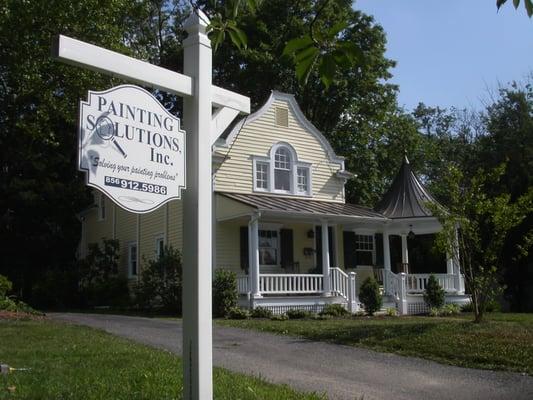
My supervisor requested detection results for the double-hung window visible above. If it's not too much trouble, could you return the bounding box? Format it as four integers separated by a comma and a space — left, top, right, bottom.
258, 230, 278, 265
355, 234, 375, 266
128, 242, 138, 277
253, 143, 311, 196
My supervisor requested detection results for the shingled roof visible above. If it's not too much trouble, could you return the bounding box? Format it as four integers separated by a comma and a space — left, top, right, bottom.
374, 156, 440, 219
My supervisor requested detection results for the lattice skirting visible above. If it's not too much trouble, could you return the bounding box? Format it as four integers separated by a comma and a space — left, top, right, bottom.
257, 304, 327, 315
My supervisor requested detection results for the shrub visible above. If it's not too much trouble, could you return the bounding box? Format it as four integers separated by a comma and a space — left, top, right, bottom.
0, 275, 40, 314
0, 275, 13, 299
79, 239, 129, 307
423, 275, 445, 309
226, 307, 249, 319
250, 307, 273, 319
30, 268, 82, 310
286, 309, 311, 319
429, 307, 440, 317
440, 303, 461, 316
320, 303, 349, 317
461, 301, 473, 312
386, 307, 398, 317
270, 313, 289, 321
359, 277, 382, 316
312, 313, 332, 320
212, 269, 238, 318
135, 246, 182, 313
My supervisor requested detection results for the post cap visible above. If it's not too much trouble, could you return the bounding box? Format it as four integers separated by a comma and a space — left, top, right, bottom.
184, 8, 210, 33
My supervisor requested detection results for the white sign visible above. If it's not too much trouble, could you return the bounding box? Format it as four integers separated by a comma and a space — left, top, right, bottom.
78, 84, 186, 213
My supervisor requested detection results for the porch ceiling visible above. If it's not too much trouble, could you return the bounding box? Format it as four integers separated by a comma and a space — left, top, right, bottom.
217, 192, 387, 222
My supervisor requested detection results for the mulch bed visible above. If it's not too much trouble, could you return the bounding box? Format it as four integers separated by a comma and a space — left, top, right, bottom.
0, 311, 46, 321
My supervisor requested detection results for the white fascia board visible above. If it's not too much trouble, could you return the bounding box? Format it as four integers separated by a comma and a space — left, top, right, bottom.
224, 91, 345, 165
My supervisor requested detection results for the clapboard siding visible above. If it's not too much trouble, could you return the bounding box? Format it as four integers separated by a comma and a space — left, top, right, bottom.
215, 98, 345, 202
139, 207, 165, 271
168, 200, 183, 251
115, 206, 137, 276
216, 220, 242, 274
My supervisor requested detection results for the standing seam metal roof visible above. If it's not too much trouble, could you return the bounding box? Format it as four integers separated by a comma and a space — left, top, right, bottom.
374, 156, 441, 218
219, 192, 386, 219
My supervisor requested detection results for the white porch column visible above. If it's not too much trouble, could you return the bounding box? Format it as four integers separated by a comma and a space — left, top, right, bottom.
452, 228, 464, 294
401, 234, 409, 273
446, 254, 454, 275
382, 230, 391, 294
321, 220, 331, 295
250, 215, 261, 299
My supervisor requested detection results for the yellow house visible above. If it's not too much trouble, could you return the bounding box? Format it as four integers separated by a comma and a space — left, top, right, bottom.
79, 91, 468, 314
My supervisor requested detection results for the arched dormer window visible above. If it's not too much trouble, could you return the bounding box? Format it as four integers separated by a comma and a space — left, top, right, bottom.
253, 143, 312, 196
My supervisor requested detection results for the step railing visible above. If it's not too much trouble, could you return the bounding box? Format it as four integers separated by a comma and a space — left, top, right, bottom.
330, 267, 359, 313
383, 269, 401, 300
259, 274, 323, 294
373, 268, 384, 284
330, 267, 349, 300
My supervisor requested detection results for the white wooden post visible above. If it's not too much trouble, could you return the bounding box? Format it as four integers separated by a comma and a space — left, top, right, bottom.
321, 220, 331, 295
348, 272, 358, 313
250, 214, 261, 298
182, 11, 213, 400
382, 230, 391, 294
399, 272, 408, 315
401, 234, 409, 273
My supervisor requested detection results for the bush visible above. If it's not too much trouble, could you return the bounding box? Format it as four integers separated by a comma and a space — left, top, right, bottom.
0, 275, 40, 314
320, 303, 349, 317
423, 275, 445, 309
359, 277, 382, 316
79, 239, 129, 307
30, 268, 82, 309
135, 246, 183, 313
286, 309, 311, 319
440, 303, 461, 316
460, 299, 500, 313
212, 269, 238, 318
386, 307, 398, 316
0, 274, 13, 299
270, 313, 289, 321
250, 307, 273, 319
226, 307, 249, 319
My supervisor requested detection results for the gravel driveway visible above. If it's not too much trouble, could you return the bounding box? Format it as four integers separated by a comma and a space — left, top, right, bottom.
50, 313, 533, 400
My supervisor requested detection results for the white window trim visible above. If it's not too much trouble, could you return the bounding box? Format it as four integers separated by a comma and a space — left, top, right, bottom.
354, 233, 376, 266
155, 234, 165, 259
98, 193, 106, 221
128, 242, 138, 278
258, 224, 282, 267
252, 142, 312, 197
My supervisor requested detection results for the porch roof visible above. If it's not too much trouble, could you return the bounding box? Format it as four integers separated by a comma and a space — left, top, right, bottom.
219, 192, 386, 221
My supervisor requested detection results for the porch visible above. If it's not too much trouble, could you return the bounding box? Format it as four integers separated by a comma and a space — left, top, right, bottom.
216, 192, 468, 315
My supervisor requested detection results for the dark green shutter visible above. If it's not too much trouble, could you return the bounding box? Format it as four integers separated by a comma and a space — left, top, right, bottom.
240, 226, 249, 273
280, 229, 294, 268
375, 233, 384, 267
343, 231, 356, 269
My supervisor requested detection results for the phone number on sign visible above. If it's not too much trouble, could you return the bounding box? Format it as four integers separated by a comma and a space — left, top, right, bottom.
105, 176, 167, 195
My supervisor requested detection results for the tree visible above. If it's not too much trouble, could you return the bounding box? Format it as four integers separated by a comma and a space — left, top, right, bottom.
497, 0, 533, 17
431, 164, 533, 323
0, 0, 154, 297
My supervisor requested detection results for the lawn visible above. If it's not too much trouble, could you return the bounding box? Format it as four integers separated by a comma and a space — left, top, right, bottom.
219, 313, 533, 375
0, 318, 324, 400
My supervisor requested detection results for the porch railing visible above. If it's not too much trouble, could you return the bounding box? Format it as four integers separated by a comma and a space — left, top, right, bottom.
237, 275, 249, 294
406, 273, 456, 293
259, 274, 323, 294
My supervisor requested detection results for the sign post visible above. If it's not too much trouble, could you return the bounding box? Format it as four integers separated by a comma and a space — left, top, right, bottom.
53, 9, 250, 400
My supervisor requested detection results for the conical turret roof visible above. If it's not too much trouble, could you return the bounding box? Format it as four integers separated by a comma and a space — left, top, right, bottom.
375, 156, 440, 219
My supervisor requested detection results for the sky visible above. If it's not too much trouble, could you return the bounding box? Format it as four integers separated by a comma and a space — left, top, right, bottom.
355, 0, 533, 111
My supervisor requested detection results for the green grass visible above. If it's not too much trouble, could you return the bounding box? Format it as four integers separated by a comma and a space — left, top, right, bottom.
219, 313, 533, 375
0, 319, 324, 399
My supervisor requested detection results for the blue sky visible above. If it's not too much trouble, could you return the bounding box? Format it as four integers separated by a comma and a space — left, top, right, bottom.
355, 0, 533, 111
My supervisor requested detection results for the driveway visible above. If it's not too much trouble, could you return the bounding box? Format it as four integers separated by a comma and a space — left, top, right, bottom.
51, 313, 533, 400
